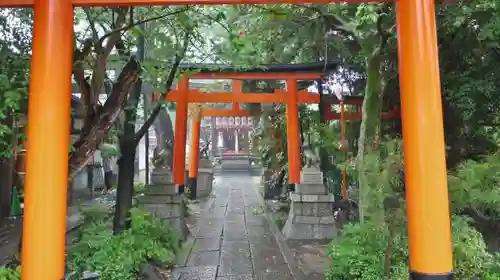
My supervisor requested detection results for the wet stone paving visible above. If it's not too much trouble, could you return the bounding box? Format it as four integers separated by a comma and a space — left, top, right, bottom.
172, 175, 295, 280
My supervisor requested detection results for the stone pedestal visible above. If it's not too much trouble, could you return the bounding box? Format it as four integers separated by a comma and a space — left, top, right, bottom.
197, 158, 214, 198
138, 167, 188, 240
282, 167, 338, 240
185, 159, 214, 199
262, 169, 281, 200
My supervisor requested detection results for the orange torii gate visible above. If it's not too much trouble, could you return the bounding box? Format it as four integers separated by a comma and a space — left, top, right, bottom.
186, 101, 252, 199
165, 73, 325, 195
322, 96, 401, 200
4, 0, 453, 278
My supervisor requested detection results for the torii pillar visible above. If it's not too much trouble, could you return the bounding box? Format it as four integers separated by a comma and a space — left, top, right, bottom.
188, 103, 201, 199
397, 0, 453, 278
286, 79, 301, 189
173, 75, 189, 194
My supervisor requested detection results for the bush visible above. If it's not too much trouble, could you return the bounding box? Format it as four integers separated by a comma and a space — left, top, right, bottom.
448, 152, 500, 219
452, 215, 497, 279
66, 208, 181, 280
0, 266, 20, 280
325, 215, 500, 280
325, 222, 408, 280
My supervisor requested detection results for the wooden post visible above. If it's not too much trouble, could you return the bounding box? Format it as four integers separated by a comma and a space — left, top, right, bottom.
21, 0, 73, 278
286, 80, 301, 185
173, 75, 189, 194
396, 1, 453, 278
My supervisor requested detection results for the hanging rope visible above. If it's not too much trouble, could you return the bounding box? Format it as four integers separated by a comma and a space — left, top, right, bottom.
340, 101, 348, 200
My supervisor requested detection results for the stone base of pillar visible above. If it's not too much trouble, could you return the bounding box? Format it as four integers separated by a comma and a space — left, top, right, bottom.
282, 167, 338, 240
138, 168, 188, 240
197, 158, 214, 199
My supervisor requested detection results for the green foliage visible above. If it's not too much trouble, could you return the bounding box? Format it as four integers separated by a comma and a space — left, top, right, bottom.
66, 208, 181, 280
0, 9, 32, 159
325, 222, 405, 280
133, 182, 147, 194
326, 215, 500, 280
448, 152, 500, 219
0, 266, 21, 280
326, 141, 500, 280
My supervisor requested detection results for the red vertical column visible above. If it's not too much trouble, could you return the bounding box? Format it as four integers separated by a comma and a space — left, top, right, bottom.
286, 79, 301, 184
396, 0, 453, 278
188, 106, 201, 199
22, 0, 74, 278
173, 75, 189, 193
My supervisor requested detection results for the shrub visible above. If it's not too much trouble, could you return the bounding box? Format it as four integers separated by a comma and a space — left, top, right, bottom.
0, 266, 20, 280
325, 215, 500, 280
66, 208, 181, 280
325, 222, 408, 280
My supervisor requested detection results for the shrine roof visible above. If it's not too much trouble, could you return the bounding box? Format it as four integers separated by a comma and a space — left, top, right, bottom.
177, 61, 339, 74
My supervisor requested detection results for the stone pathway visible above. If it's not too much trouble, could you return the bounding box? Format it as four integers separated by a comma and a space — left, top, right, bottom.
287, 240, 330, 280
173, 174, 296, 280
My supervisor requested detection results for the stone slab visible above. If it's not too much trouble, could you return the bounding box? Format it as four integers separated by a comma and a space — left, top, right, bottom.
246, 225, 273, 239
225, 213, 245, 224
197, 172, 214, 198
294, 215, 320, 224
171, 266, 217, 280
194, 226, 224, 239
289, 193, 335, 203
199, 168, 214, 173
187, 251, 220, 266
215, 276, 253, 280
250, 247, 286, 270
224, 222, 248, 241
312, 224, 337, 239
255, 264, 294, 280
150, 169, 173, 185
143, 186, 177, 196
295, 183, 327, 195
300, 168, 323, 184
218, 241, 253, 276
192, 237, 221, 252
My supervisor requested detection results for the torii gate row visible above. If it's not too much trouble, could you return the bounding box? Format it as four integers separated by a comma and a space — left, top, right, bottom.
155, 80, 401, 200
186, 102, 250, 199
12, 0, 452, 278
164, 74, 319, 197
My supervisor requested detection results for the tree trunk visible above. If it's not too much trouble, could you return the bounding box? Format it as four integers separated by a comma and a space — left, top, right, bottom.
0, 159, 13, 220
113, 54, 143, 233
113, 91, 141, 234
356, 54, 383, 223
113, 139, 137, 234
0, 116, 16, 220
69, 58, 140, 183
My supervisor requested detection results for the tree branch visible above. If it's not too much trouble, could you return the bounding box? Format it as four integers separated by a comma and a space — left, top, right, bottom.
73, 38, 94, 128
97, 7, 190, 50
375, 3, 393, 54
69, 57, 141, 180
82, 8, 103, 53
134, 32, 190, 145
89, 7, 129, 109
